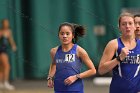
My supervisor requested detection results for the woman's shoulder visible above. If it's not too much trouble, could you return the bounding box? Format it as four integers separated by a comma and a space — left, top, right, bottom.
108, 39, 117, 44
105, 38, 118, 51
6, 29, 12, 34
76, 45, 84, 51
1, 29, 11, 35
50, 46, 59, 55
76, 45, 88, 56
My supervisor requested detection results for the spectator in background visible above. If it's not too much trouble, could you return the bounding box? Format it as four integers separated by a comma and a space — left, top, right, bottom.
98, 12, 140, 93
134, 14, 140, 39
0, 19, 16, 90
47, 22, 96, 93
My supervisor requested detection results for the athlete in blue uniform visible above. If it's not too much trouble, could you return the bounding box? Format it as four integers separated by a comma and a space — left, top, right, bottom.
47, 22, 96, 93
0, 36, 8, 52
0, 19, 16, 90
98, 12, 140, 93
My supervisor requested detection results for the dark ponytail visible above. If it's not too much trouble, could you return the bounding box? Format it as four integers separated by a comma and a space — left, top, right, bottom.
58, 22, 85, 44
73, 24, 85, 43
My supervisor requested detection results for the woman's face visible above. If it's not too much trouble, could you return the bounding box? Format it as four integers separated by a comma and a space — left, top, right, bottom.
134, 17, 140, 36
119, 16, 136, 37
2, 20, 9, 29
59, 26, 74, 45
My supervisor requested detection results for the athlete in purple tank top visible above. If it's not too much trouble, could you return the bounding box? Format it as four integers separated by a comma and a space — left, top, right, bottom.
47, 22, 96, 93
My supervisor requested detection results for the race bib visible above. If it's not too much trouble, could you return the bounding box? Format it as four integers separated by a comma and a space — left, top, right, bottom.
65, 54, 75, 62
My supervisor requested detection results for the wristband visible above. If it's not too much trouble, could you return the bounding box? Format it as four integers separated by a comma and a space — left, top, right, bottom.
76, 74, 80, 79
47, 75, 53, 81
116, 56, 122, 62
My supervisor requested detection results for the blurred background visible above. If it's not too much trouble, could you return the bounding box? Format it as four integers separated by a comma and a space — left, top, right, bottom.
0, 0, 140, 93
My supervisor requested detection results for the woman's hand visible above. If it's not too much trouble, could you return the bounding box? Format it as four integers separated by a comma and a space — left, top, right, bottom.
64, 75, 78, 85
119, 47, 129, 61
47, 79, 54, 88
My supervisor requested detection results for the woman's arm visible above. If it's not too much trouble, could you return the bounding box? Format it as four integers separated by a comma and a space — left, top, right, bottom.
48, 47, 57, 78
47, 47, 57, 88
8, 30, 16, 51
77, 46, 96, 79
98, 39, 120, 75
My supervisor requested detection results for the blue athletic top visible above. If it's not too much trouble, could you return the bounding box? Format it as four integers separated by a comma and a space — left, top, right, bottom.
110, 38, 140, 93
0, 36, 9, 53
54, 44, 83, 92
